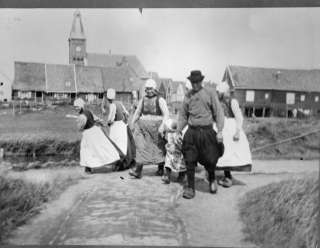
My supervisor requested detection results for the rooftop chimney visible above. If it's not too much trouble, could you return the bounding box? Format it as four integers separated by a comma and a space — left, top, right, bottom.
274, 70, 281, 82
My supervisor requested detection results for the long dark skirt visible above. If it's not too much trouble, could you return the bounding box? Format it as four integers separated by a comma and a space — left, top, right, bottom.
133, 119, 166, 165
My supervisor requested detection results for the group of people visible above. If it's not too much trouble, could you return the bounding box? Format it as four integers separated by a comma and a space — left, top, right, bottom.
73, 70, 252, 200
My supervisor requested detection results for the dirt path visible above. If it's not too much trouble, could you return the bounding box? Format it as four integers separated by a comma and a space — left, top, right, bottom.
7, 161, 319, 247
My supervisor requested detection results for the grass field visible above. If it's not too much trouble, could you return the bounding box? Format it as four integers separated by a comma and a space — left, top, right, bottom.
238, 174, 318, 248
0, 106, 319, 158
244, 117, 320, 159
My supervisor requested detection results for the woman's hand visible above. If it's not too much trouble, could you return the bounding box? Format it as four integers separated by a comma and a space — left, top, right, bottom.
216, 131, 223, 143
158, 123, 165, 138
129, 122, 135, 132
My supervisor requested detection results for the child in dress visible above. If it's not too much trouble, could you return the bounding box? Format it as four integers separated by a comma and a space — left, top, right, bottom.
161, 119, 186, 184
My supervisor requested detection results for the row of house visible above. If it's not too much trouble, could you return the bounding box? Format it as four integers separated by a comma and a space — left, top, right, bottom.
12, 61, 144, 107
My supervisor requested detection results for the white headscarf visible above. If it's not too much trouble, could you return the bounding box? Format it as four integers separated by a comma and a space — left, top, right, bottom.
106, 88, 116, 100
73, 98, 85, 109
164, 118, 178, 131
216, 82, 230, 94
145, 78, 157, 89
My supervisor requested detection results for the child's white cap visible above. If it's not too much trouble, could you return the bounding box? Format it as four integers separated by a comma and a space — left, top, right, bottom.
164, 118, 177, 131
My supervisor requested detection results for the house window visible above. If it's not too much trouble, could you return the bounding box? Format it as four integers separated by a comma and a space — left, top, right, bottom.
246, 90, 255, 102
286, 93, 295, 104
54, 93, 68, 99
86, 94, 96, 102
18, 91, 32, 99
300, 94, 305, 102
265, 93, 269, 99
315, 96, 319, 102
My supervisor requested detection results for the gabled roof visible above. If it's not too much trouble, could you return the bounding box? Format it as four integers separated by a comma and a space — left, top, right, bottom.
46, 64, 76, 92
75, 66, 104, 93
87, 53, 148, 78
69, 10, 86, 40
224, 65, 320, 92
13, 61, 46, 91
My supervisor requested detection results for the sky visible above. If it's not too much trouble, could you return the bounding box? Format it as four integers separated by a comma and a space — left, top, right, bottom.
0, 8, 320, 84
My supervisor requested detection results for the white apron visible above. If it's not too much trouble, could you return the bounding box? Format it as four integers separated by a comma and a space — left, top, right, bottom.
80, 125, 120, 168
109, 120, 128, 156
214, 117, 252, 168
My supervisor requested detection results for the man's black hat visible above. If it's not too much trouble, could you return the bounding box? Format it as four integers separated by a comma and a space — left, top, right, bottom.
187, 70, 205, 83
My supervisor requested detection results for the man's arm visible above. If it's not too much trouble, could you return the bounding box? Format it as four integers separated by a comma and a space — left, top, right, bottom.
177, 97, 189, 133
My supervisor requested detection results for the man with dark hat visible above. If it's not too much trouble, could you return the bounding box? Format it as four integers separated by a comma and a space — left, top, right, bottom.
177, 70, 225, 199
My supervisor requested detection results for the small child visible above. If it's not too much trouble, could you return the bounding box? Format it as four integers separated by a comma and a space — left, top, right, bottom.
161, 119, 186, 184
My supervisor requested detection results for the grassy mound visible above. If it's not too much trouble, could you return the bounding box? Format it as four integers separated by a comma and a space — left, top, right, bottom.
244, 118, 320, 159
239, 174, 318, 248
0, 169, 84, 243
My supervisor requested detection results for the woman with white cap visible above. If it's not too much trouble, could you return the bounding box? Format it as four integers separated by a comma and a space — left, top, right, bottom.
129, 78, 170, 179
101, 88, 136, 170
73, 98, 121, 173
214, 82, 252, 187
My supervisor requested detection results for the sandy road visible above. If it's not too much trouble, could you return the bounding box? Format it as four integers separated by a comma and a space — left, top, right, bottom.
7, 160, 319, 247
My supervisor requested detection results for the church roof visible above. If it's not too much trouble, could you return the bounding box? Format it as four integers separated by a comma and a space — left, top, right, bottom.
69, 10, 86, 40
100, 66, 144, 92
87, 53, 148, 79
75, 65, 104, 93
46, 64, 77, 93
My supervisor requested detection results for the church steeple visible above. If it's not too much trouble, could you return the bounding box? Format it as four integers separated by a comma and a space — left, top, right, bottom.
69, 10, 86, 65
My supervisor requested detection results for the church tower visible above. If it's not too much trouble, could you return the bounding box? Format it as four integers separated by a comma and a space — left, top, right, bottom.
69, 10, 86, 65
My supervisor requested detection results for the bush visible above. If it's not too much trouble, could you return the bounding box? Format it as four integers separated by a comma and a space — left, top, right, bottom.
239, 174, 318, 248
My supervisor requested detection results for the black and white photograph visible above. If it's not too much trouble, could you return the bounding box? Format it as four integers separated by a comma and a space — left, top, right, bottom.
0, 5, 319, 248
